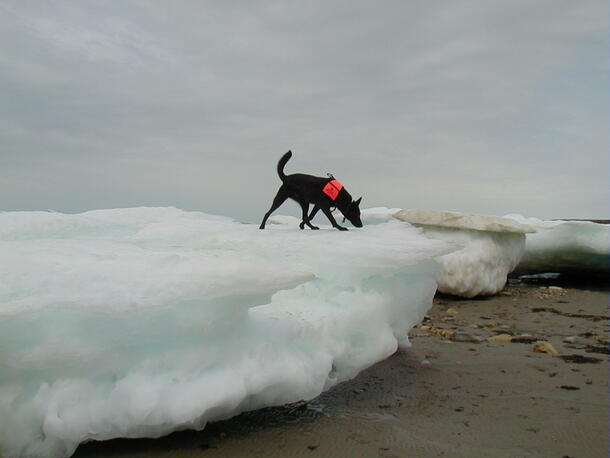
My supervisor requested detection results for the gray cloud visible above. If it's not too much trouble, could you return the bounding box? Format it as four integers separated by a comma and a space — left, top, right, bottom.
1, 0, 607, 221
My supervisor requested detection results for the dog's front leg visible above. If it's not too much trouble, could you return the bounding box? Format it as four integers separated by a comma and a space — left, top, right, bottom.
321, 206, 348, 231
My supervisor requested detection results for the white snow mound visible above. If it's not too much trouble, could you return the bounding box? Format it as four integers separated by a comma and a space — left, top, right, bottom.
0, 207, 452, 458
393, 209, 534, 297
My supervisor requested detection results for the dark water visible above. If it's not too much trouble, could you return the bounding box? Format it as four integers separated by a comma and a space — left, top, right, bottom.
509, 273, 610, 292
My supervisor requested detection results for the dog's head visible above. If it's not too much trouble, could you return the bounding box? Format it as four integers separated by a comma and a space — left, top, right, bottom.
343, 197, 363, 228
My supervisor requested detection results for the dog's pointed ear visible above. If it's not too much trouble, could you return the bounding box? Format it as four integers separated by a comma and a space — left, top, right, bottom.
355, 197, 362, 206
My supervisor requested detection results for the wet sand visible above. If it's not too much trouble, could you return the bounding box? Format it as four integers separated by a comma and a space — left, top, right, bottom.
75, 283, 608, 458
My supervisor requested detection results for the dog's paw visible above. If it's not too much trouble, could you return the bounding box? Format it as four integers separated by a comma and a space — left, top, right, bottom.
299, 223, 305, 230
311, 226, 319, 230
337, 226, 349, 231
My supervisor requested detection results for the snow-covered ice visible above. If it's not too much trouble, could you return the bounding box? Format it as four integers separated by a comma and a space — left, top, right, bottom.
392, 209, 536, 297
504, 214, 610, 277
0, 207, 451, 458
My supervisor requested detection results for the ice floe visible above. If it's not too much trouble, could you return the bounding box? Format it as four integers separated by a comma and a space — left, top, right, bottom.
504, 214, 610, 277
392, 209, 536, 298
0, 207, 451, 458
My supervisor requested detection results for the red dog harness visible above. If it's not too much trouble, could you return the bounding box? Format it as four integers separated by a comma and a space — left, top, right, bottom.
322, 179, 343, 200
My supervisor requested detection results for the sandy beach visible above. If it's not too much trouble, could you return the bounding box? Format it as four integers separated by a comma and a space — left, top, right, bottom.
74, 281, 608, 458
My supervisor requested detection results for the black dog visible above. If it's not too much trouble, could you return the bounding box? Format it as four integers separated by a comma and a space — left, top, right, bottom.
259, 151, 363, 231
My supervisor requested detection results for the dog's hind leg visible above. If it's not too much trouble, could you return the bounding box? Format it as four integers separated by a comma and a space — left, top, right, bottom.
298, 202, 310, 230
300, 204, 320, 230
259, 186, 289, 229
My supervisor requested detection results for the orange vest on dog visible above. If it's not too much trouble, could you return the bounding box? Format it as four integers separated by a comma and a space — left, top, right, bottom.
322, 179, 343, 200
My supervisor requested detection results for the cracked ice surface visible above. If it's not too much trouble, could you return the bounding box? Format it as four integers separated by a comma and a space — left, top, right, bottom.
0, 207, 451, 458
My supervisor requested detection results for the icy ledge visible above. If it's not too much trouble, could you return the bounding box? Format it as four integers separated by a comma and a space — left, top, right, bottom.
0, 207, 451, 458
388, 209, 536, 298
504, 214, 610, 277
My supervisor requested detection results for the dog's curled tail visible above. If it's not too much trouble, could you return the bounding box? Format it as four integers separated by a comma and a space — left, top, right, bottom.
277, 150, 292, 181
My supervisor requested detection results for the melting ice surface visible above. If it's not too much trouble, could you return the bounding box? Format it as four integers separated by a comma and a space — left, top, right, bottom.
0, 207, 451, 458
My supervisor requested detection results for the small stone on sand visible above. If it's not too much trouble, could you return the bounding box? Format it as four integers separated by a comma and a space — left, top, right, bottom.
532, 341, 559, 355
488, 334, 513, 342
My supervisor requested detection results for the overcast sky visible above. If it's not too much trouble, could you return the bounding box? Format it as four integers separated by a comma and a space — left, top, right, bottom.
1, 0, 607, 222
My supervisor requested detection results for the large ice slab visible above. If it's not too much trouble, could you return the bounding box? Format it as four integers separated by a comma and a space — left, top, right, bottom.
393, 209, 537, 233
392, 209, 535, 297
504, 214, 610, 277
0, 207, 451, 458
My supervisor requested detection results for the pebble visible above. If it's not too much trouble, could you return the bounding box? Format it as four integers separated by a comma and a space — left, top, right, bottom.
532, 341, 559, 355
488, 334, 513, 342
452, 332, 484, 343
562, 336, 581, 344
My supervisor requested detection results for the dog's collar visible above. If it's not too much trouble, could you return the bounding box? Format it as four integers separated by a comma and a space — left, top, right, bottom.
322, 179, 343, 200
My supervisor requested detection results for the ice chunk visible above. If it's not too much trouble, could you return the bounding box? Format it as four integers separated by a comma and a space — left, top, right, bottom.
393, 209, 535, 297
0, 207, 451, 458
360, 207, 403, 225
504, 214, 610, 277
